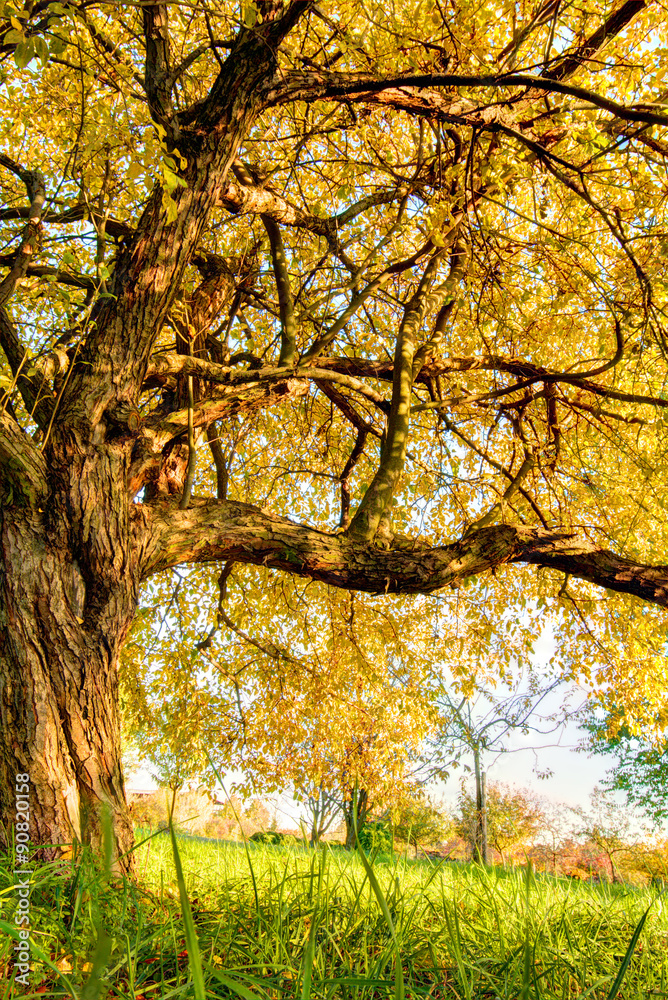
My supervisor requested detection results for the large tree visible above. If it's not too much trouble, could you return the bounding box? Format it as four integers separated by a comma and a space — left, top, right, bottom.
1, 0, 668, 865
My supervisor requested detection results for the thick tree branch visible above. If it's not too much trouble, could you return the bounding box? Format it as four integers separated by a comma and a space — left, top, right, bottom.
0, 158, 46, 308
206, 423, 228, 499
58, 2, 316, 430
0, 409, 47, 505
261, 215, 296, 365
143, 4, 174, 132
182, 1, 315, 132
138, 498, 668, 607
315, 354, 668, 410
347, 248, 455, 541
412, 241, 467, 377
0, 170, 400, 270
220, 163, 401, 271
0, 258, 97, 291
0, 206, 132, 239
143, 357, 388, 410
544, 0, 646, 81
0, 308, 53, 428
269, 70, 668, 128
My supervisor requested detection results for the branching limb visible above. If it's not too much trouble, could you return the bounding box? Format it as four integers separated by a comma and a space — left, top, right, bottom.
338, 427, 368, 530
544, 0, 646, 81
314, 378, 381, 437
143, 357, 389, 411
168, 40, 233, 89
0, 205, 132, 239
194, 561, 234, 651
315, 351, 668, 411
464, 446, 536, 534
206, 423, 228, 499
301, 235, 437, 363
346, 249, 453, 542
261, 215, 297, 365
412, 241, 467, 377
0, 257, 97, 291
222, 162, 401, 265
128, 375, 311, 497
437, 414, 549, 527
179, 336, 196, 510
195, 560, 304, 665
0, 156, 46, 308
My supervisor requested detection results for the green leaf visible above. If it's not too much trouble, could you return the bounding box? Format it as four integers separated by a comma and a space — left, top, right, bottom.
163, 165, 186, 193
33, 35, 49, 66
243, 1, 257, 27
14, 37, 34, 68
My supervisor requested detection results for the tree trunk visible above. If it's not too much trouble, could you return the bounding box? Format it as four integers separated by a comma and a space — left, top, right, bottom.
473, 751, 488, 865
0, 442, 138, 871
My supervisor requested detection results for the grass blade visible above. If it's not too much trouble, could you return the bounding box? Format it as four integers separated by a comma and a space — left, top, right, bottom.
606, 899, 654, 1000
167, 811, 206, 1000
80, 929, 112, 1000
300, 911, 318, 1000
520, 860, 533, 1000
352, 797, 405, 1000
205, 750, 260, 914
210, 969, 268, 998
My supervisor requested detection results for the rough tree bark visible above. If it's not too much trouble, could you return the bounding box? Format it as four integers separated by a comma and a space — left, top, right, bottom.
0, 431, 138, 861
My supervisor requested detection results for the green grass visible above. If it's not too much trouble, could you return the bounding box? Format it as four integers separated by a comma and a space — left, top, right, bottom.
1, 832, 667, 999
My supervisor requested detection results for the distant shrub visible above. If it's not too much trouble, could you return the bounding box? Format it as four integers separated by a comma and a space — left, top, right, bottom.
249, 831, 281, 844
358, 821, 391, 855
249, 831, 298, 846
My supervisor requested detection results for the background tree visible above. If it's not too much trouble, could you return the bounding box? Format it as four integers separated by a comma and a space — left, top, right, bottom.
126, 572, 437, 847
530, 799, 573, 876
571, 786, 638, 884
582, 708, 668, 827
393, 794, 449, 857
453, 782, 545, 865
239, 670, 428, 850
300, 785, 339, 848
429, 676, 566, 863
1, 0, 668, 865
